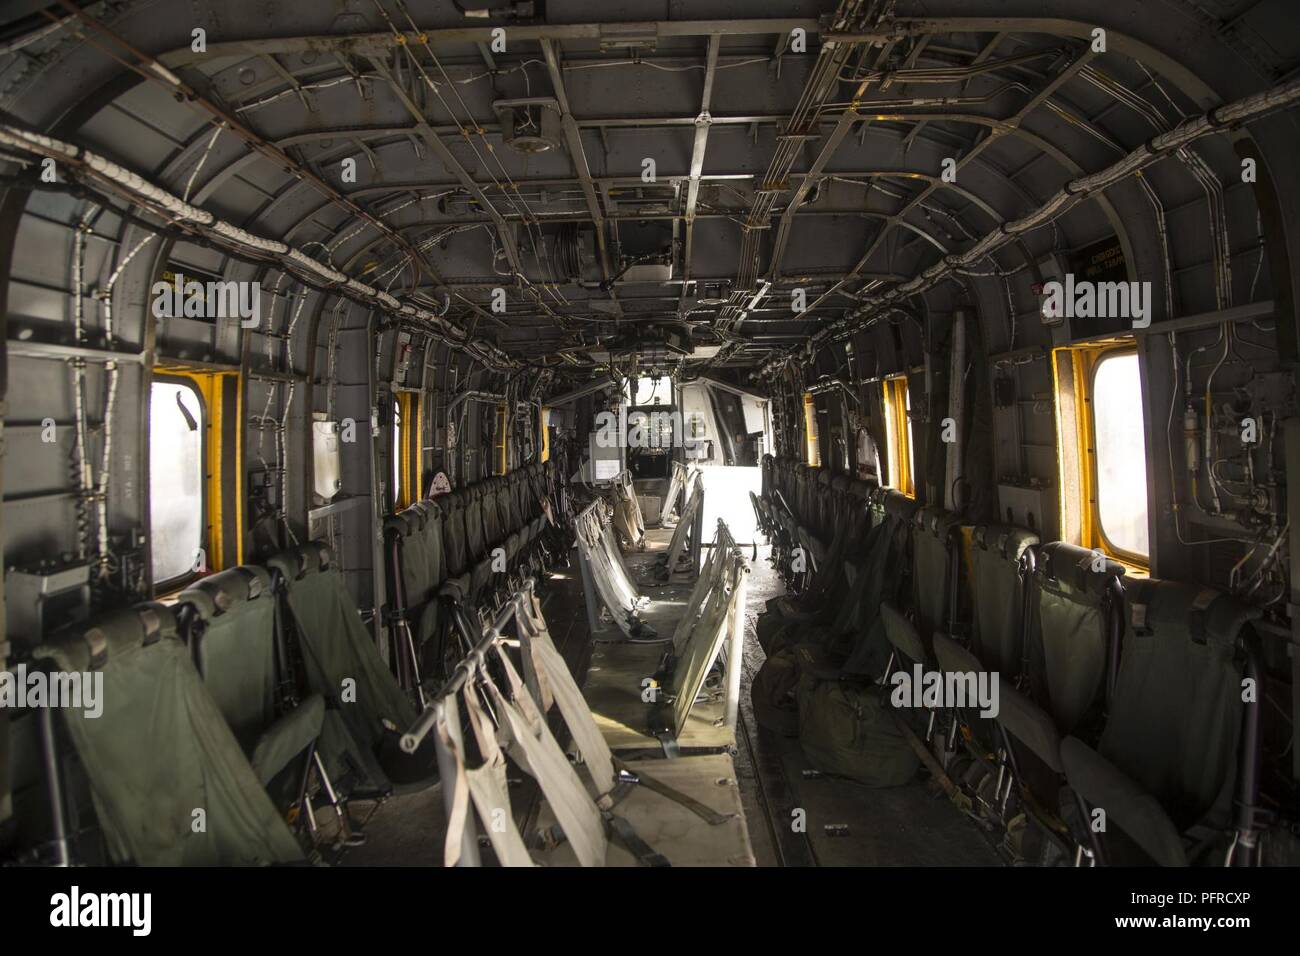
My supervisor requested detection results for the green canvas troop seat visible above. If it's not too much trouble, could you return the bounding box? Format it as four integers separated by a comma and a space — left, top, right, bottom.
814, 470, 834, 541
1025, 541, 1126, 738
385, 501, 448, 678
968, 524, 1040, 677
505, 472, 525, 532
1060, 578, 1261, 866
846, 479, 875, 555
267, 543, 433, 793
794, 465, 814, 530
970, 541, 1125, 839
881, 601, 929, 669
380, 467, 561, 672
836, 490, 919, 678
31, 603, 303, 866
177, 566, 325, 794
520, 464, 536, 515
465, 486, 486, 563
483, 480, 505, 547
752, 482, 876, 656
442, 490, 469, 577
911, 507, 964, 641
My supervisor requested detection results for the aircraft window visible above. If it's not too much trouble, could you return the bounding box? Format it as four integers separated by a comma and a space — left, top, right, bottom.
1092, 351, 1149, 559
149, 379, 205, 586
882, 377, 915, 497
803, 393, 821, 466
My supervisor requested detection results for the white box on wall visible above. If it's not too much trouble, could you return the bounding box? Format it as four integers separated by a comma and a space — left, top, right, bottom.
313, 416, 342, 502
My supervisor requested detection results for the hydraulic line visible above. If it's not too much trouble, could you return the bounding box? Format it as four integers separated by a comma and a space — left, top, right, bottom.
837, 49, 1062, 85
182, 121, 225, 202
69, 210, 96, 562
90, 228, 152, 579
761, 70, 1300, 370
1034, 92, 1176, 319
1080, 66, 1231, 309
280, 381, 299, 548
0, 123, 515, 370
1203, 324, 1232, 515
45, 0, 438, 290
714, 0, 880, 336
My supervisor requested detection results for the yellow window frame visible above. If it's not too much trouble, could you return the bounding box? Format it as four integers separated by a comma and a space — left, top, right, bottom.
153, 365, 243, 576
539, 405, 551, 464
394, 390, 422, 508
881, 376, 915, 497
802, 393, 822, 467
1051, 342, 1149, 570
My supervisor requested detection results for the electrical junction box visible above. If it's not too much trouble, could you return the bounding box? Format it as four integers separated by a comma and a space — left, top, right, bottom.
6, 563, 91, 648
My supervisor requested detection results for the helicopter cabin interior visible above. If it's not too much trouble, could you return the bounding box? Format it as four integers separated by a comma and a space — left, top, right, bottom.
0, 0, 1297, 877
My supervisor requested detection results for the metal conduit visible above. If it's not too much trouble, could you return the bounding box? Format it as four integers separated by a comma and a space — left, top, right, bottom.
760, 72, 1300, 374
0, 124, 517, 371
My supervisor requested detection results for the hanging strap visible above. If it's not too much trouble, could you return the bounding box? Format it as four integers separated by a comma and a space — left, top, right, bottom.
460, 679, 535, 867
484, 653, 608, 867
518, 599, 616, 795
436, 712, 472, 868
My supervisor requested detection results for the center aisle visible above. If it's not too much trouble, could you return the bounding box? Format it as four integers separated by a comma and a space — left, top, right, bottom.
342, 533, 1001, 866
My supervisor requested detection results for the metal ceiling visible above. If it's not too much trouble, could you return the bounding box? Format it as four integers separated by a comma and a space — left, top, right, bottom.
3, 0, 1300, 381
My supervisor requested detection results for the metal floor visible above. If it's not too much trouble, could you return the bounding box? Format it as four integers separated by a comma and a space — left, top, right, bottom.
726, 542, 1000, 867
340, 532, 1000, 867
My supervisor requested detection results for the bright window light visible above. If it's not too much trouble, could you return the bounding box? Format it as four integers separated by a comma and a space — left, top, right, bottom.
1093, 352, 1149, 558
393, 399, 403, 505
803, 393, 821, 466
882, 377, 915, 497
149, 380, 204, 585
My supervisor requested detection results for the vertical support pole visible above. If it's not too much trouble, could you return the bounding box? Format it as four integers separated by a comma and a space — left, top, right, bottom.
432, 700, 480, 867
725, 561, 748, 730
38, 702, 70, 866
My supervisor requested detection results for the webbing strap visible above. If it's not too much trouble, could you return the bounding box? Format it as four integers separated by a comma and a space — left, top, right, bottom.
460, 681, 536, 867
518, 595, 617, 796
655, 732, 681, 759
604, 813, 671, 867
485, 671, 608, 866
436, 714, 472, 868
613, 758, 735, 826
535, 801, 672, 868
